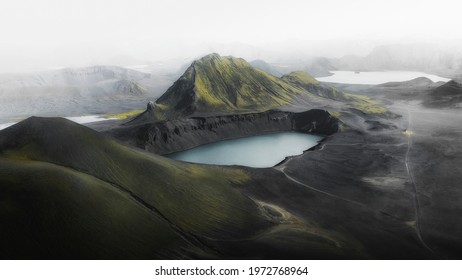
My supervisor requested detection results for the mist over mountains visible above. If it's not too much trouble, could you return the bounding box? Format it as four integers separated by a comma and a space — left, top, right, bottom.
4, 40, 462, 79
0, 66, 174, 118
2, 40, 462, 121
246, 43, 462, 79
158, 42, 462, 79
326, 43, 462, 77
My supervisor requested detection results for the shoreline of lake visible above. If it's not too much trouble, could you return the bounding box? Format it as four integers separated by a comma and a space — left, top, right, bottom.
166, 131, 324, 168
317, 70, 450, 85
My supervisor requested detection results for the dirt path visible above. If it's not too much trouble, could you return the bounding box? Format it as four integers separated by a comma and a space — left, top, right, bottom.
404, 106, 435, 254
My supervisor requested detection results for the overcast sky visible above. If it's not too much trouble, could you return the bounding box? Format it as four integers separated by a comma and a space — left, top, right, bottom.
0, 0, 461, 72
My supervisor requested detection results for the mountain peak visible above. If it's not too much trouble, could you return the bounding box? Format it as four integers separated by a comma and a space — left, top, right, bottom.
193, 53, 248, 70
152, 54, 300, 119
197, 52, 222, 60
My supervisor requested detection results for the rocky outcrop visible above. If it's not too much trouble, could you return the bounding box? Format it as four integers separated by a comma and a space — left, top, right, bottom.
108, 109, 338, 154
147, 101, 155, 111
291, 109, 339, 134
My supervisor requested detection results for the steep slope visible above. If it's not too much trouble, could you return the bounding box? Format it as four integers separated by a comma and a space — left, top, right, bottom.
133, 54, 393, 123
151, 53, 302, 119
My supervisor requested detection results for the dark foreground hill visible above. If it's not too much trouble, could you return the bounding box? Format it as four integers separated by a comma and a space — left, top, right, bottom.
0, 117, 374, 259
2, 53, 461, 259
6, 97, 462, 259
0, 117, 268, 258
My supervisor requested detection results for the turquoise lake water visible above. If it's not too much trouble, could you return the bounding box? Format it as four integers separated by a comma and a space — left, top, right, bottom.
166, 132, 323, 168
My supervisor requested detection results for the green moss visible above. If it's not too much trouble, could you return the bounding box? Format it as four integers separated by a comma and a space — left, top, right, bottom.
281, 71, 319, 85
0, 116, 377, 258
136, 54, 395, 122
192, 56, 302, 112
344, 93, 391, 116
103, 109, 144, 119
0, 118, 267, 239
155, 54, 308, 119
329, 111, 343, 118
0, 158, 191, 258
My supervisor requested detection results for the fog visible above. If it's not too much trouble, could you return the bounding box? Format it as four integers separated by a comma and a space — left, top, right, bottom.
1, 0, 462, 73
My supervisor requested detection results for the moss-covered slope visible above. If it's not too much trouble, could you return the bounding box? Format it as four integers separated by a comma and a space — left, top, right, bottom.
140, 54, 392, 122
152, 53, 302, 118
0, 117, 269, 258
0, 117, 370, 259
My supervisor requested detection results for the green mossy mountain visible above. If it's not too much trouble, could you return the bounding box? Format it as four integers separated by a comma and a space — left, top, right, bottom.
136, 53, 391, 122
153, 53, 301, 118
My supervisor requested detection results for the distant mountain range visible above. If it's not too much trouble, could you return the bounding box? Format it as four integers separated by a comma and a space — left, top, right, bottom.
0, 66, 174, 118
249, 59, 283, 77
244, 44, 462, 80
328, 44, 462, 76
0, 66, 149, 88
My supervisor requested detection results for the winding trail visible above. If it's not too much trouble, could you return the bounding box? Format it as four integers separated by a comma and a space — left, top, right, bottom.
277, 165, 366, 208
404, 106, 435, 254
276, 165, 402, 220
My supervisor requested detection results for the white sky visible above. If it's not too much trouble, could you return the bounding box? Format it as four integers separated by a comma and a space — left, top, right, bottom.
0, 0, 461, 72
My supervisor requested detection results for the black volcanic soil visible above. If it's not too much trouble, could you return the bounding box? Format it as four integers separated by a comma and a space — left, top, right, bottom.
105, 109, 338, 154
2, 76, 462, 259
93, 87, 462, 258
82, 75, 462, 259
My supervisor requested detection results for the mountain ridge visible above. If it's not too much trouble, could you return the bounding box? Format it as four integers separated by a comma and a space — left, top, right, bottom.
153, 53, 301, 117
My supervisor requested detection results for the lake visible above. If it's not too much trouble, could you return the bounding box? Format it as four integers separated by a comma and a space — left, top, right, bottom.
166, 132, 323, 168
316, 70, 450, 85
